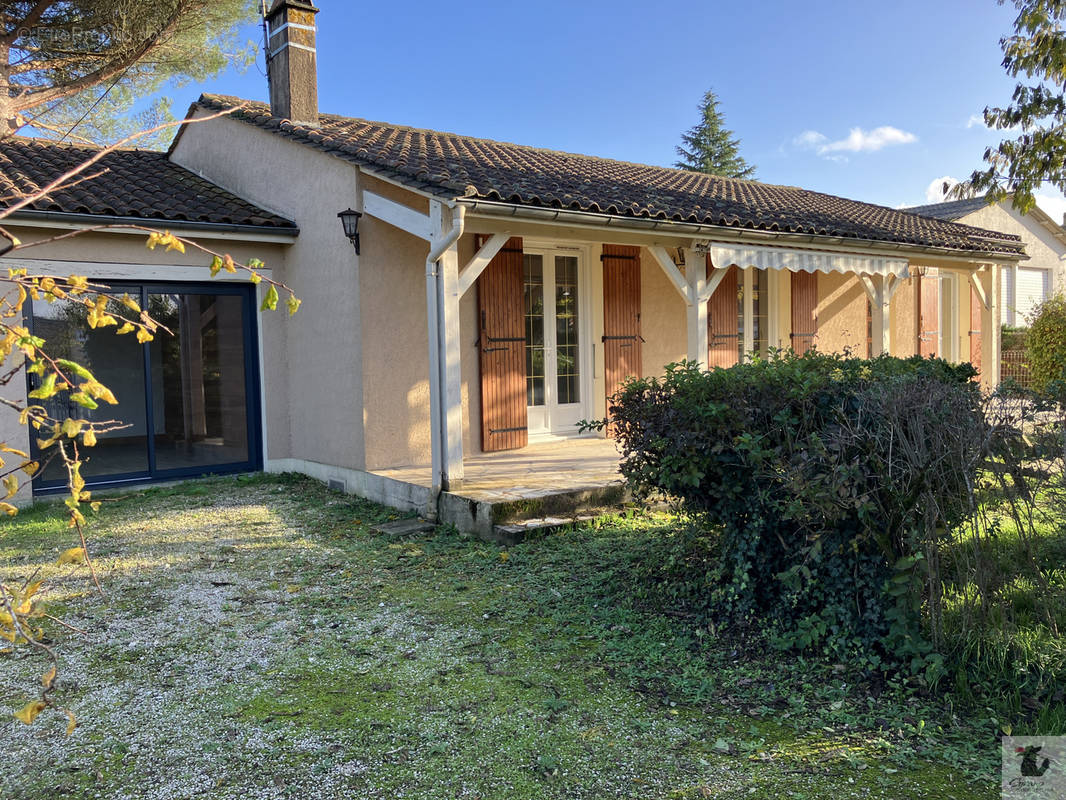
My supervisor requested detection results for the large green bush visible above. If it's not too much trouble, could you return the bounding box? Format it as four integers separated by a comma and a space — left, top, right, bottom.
606, 352, 984, 671
1027, 293, 1066, 394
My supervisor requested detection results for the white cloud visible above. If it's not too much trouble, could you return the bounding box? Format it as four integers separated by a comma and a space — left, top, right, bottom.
925, 175, 960, 204
793, 130, 827, 148
794, 126, 918, 159
820, 126, 917, 153
966, 112, 1021, 133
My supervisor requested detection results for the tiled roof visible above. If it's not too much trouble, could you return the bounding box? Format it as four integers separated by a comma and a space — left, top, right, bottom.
0, 136, 296, 229
196, 94, 1024, 257
906, 196, 993, 221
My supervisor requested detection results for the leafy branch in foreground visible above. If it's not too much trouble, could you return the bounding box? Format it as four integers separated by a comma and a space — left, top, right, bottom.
960, 0, 1066, 212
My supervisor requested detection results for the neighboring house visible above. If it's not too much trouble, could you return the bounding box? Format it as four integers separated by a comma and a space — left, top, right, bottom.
908, 195, 1066, 326
0, 0, 1026, 527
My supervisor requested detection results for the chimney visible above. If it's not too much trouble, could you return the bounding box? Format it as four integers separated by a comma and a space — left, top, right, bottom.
265, 0, 319, 126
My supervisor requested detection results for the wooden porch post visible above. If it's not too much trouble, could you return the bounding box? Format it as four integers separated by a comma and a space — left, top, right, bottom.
859, 273, 900, 357
438, 236, 464, 490
977, 265, 1001, 389
686, 249, 708, 369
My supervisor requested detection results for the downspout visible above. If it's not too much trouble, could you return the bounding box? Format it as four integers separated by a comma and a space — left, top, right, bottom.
425, 203, 466, 518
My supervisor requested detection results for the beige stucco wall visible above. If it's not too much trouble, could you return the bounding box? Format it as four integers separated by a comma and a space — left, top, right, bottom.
957, 203, 1066, 321
171, 114, 364, 472
815, 273, 868, 356
0, 349, 31, 505
640, 248, 688, 376
356, 174, 433, 470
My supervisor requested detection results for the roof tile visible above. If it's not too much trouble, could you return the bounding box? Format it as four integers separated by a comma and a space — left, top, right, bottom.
0, 136, 295, 230
198, 94, 1021, 257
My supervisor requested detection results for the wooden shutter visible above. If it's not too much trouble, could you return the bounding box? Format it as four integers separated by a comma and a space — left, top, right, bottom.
602, 244, 642, 429
477, 236, 527, 452
790, 271, 818, 354
707, 263, 739, 368
969, 283, 983, 368
918, 273, 939, 358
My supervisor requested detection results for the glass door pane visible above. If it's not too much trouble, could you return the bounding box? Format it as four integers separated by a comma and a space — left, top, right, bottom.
149, 293, 249, 472
555, 255, 580, 405
30, 294, 149, 483
523, 255, 546, 407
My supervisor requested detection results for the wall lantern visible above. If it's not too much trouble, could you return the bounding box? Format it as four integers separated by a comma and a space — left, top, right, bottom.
337, 208, 362, 254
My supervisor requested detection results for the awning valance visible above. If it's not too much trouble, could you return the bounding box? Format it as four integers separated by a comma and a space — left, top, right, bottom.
709, 243, 910, 279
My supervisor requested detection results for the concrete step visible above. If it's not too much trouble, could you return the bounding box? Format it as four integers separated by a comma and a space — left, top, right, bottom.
438, 481, 629, 542
492, 513, 605, 546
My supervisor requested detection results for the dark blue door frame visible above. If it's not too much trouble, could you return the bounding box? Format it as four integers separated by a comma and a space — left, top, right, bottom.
28, 280, 263, 494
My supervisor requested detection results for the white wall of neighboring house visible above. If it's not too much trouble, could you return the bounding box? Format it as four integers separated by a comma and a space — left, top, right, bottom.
956, 203, 1066, 327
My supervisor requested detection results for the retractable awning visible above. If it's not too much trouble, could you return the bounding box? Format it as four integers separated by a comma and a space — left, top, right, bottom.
709, 243, 910, 279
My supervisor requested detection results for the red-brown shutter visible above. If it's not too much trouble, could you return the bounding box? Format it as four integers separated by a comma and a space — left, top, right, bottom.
707, 262, 739, 368
918, 273, 940, 358
477, 236, 528, 452
602, 244, 642, 431
969, 283, 983, 368
790, 271, 818, 354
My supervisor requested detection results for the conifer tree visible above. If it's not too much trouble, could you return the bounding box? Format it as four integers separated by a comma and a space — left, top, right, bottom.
674, 89, 755, 179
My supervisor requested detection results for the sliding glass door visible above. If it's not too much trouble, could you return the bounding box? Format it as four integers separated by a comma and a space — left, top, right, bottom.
29, 283, 261, 491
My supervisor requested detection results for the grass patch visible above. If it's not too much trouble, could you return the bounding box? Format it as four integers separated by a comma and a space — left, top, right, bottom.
1, 474, 1004, 798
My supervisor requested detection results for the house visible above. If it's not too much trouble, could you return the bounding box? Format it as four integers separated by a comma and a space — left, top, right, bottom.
1, 1, 1026, 532
908, 195, 1066, 326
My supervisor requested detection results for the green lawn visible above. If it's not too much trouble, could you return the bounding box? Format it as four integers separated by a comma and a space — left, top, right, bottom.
1, 475, 1003, 799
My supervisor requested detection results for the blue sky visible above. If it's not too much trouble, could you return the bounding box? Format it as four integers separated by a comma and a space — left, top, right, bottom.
188, 0, 1066, 220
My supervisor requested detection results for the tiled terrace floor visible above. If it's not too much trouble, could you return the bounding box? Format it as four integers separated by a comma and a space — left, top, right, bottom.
373, 436, 623, 504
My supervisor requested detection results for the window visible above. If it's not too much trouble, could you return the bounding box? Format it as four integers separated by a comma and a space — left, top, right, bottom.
29, 283, 260, 491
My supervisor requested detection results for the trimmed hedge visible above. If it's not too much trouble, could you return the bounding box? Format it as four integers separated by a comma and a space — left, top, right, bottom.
606, 352, 983, 670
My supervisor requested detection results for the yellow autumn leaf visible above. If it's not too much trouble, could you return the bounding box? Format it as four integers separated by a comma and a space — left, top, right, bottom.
21, 461, 38, 477
115, 322, 135, 335
0, 502, 17, 516
499, 551, 509, 562
146, 231, 162, 250
82, 429, 97, 447
136, 328, 153, 344
0, 444, 29, 458
56, 547, 85, 566
41, 666, 56, 688
3, 474, 18, 499
64, 709, 77, 735
249, 271, 262, 285
120, 293, 141, 313
67, 275, 89, 293
13, 700, 46, 725
287, 295, 301, 316
223, 254, 237, 273
165, 235, 185, 254
61, 418, 84, 438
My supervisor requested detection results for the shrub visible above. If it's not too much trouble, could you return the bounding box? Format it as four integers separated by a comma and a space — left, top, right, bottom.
604, 352, 983, 672
1026, 293, 1066, 395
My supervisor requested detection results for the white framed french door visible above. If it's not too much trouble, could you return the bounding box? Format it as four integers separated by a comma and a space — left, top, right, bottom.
522, 245, 592, 437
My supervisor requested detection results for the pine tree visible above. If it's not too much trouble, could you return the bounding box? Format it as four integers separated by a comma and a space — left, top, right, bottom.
0, 1, 257, 144
674, 89, 755, 179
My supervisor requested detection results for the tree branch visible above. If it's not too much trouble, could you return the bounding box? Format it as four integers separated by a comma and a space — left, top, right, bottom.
0, 1, 53, 48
